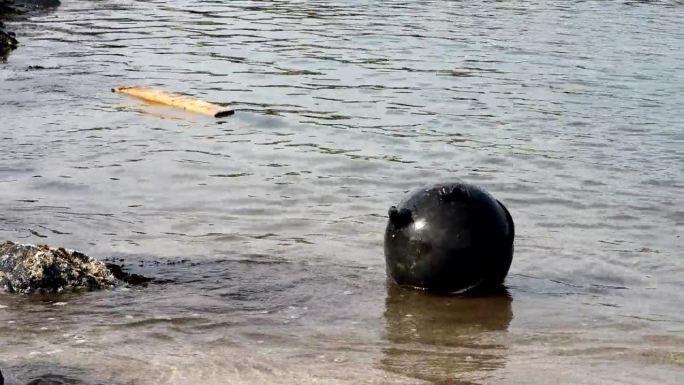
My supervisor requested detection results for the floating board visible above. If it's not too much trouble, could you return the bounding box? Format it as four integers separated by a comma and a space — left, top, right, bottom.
112, 86, 234, 118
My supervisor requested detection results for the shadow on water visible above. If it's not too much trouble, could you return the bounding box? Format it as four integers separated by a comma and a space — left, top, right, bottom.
381, 283, 512, 384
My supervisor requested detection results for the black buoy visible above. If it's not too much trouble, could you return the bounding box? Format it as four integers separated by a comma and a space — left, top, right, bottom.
384, 181, 514, 293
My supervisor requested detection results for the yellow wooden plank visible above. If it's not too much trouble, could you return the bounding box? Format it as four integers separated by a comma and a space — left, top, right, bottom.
112, 86, 234, 118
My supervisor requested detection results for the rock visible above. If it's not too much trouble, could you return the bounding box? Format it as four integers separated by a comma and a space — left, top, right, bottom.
0, 0, 61, 59
1, 0, 60, 15
105, 262, 153, 286
0, 20, 18, 57
0, 1, 16, 15
25, 373, 86, 385
1, 1, 20, 58
384, 181, 514, 293
0, 241, 117, 294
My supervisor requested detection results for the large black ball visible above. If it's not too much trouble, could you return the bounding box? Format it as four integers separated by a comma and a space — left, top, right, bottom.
384, 181, 514, 293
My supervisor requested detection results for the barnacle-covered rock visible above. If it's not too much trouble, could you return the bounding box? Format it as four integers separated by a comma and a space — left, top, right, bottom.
0, 241, 117, 294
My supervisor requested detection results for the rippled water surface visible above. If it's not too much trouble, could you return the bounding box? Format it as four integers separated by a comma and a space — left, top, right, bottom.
1, 0, 683, 383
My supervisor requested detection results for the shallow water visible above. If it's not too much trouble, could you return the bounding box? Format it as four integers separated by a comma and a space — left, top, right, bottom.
1, 0, 683, 383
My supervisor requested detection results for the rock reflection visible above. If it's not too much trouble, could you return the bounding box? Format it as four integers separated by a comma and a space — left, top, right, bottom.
382, 283, 512, 384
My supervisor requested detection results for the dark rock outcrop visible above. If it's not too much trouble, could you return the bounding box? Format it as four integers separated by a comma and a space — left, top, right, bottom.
0, 241, 155, 294
0, 241, 117, 294
0, 0, 61, 59
1, 0, 60, 16
0, 20, 17, 58
105, 262, 153, 286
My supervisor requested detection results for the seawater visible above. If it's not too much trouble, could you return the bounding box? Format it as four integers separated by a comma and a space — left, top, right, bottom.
1, 1, 682, 384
